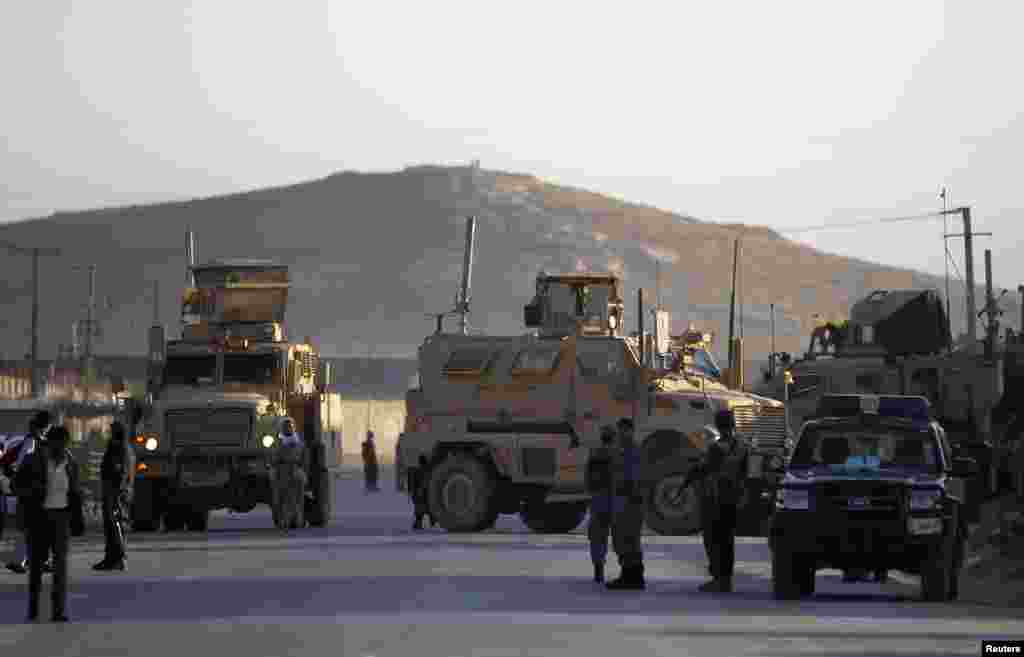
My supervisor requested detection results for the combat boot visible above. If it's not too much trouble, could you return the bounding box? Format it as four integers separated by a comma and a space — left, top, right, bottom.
593, 561, 605, 583
606, 564, 645, 590
698, 576, 732, 593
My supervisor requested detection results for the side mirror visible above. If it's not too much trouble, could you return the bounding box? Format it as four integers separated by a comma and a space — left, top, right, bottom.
950, 457, 979, 478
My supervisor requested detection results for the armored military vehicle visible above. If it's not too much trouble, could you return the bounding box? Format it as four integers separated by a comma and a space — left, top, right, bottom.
756, 286, 1015, 520
129, 243, 340, 532
397, 255, 788, 535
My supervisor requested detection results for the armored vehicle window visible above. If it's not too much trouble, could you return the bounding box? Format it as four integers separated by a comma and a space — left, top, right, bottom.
576, 340, 626, 379
443, 348, 493, 375
165, 409, 205, 444
791, 424, 941, 473
0, 411, 35, 435
163, 356, 217, 386
511, 346, 562, 374
204, 409, 252, 446
790, 374, 822, 398
224, 353, 280, 384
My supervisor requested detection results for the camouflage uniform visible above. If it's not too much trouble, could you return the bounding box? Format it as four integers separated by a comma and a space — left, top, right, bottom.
584, 426, 616, 582
607, 418, 646, 591
686, 409, 749, 592
271, 419, 307, 531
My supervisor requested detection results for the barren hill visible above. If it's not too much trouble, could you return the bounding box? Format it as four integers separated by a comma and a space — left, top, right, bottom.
0, 165, 1011, 381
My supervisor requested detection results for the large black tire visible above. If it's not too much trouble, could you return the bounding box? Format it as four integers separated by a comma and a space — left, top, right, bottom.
645, 463, 702, 536
427, 453, 497, 533
772, 546, 803, 600
520, 501, 588, 534
130, 480, 160, 532
163, 508, 186, 532
921, 545, 953, 602
185, 509, 209, 532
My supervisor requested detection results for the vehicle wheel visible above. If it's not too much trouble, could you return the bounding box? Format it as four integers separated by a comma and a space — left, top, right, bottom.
645, 464, 701, 536
427, 453, 497, 533
772, 547, 803, 600
163, 508, 186, 532
520, 500, 588, 534
920, 546, 952, 602
799, 563, 816, 596
186, 509, 209, 532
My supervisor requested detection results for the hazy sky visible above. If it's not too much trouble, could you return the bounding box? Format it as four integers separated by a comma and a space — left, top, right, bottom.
3, 1, 1022, 290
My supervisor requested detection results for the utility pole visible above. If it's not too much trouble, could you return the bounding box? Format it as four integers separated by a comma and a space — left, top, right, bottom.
942, 206, 992, 351
770, 303, 776, 379
1, 239, 62, 398
940, 187, 953, 351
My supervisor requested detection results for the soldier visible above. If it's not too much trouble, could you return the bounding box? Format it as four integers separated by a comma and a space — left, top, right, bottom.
684, 408, 749, 593
271, 418, 307, 532
93, 422, 135, 571
585, 425, 617, 582
607, 417, 646, 591
410, 455, 434, 530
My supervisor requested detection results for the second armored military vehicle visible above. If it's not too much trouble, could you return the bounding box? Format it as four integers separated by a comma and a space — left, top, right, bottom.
397, 264, 788, 535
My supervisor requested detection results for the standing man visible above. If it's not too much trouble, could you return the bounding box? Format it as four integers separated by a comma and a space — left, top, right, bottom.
6, 412, 51, 575
585, 425, 617, 583
362, 431, 379, 493
607, 417, 646, 591
272, 418, 307, 532
684, 409, 749, 593
410, 455, 434, 530
94, 422, 135, 571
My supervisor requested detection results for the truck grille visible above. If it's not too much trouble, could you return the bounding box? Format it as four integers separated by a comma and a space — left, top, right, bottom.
166, 408, 251, 449
816, 481, 906, 513
733, 404, 788, 453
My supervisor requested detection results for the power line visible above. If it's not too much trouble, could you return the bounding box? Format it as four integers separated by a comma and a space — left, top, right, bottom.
778, 211, 946, 235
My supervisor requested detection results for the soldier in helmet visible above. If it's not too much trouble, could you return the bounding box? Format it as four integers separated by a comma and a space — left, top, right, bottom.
683, 408, 749, 593
584, 425, 617, 582
606, 417, 646, 591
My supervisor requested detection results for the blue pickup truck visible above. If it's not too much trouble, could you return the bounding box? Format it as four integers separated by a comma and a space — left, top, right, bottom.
770, 394, 977, 602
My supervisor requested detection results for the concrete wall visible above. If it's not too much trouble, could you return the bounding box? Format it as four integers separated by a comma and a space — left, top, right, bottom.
339, 398, 405, 465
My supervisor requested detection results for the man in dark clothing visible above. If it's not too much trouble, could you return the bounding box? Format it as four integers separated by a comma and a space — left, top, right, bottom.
362, 431, 379, 493
684, 408, 749, 593
585, 425, 617, 582
6, 412, 51, 575
410, 455, 434, 530
15, 425, 83, 623
94, 422, 135, 571
607, 417, 646, 591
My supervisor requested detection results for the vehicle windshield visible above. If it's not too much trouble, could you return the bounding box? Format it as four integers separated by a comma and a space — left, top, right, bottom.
163, 356, 217, 386
790, 423, 941, 473
223, 353, 280, 385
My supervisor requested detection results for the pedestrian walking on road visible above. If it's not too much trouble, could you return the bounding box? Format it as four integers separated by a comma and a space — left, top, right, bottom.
5, 412, 52, 575
585, 425, 617, 583
271, 418, 307, 532
683, 409, 749, 593
607, 417, 646, 591
14, 425, 85, 622
94, 422, 135, 571
362, 431, 379, 493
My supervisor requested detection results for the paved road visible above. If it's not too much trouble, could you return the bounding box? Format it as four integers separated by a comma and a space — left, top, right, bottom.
2, 473, 1023, 656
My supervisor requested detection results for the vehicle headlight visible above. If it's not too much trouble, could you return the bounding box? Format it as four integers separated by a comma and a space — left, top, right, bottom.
775, 487, 809, 510
262, 435, 275, 448
144, 437, 158, 452
910, 489, 941, 511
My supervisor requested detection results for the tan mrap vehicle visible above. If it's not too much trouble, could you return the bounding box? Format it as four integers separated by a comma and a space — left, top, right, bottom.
396, 271, 787, 535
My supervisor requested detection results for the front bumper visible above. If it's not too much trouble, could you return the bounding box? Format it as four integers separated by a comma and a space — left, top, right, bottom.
772, 509, 952, 569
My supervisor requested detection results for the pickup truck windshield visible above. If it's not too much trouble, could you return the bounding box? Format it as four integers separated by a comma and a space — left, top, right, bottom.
790, 424, 941, 473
